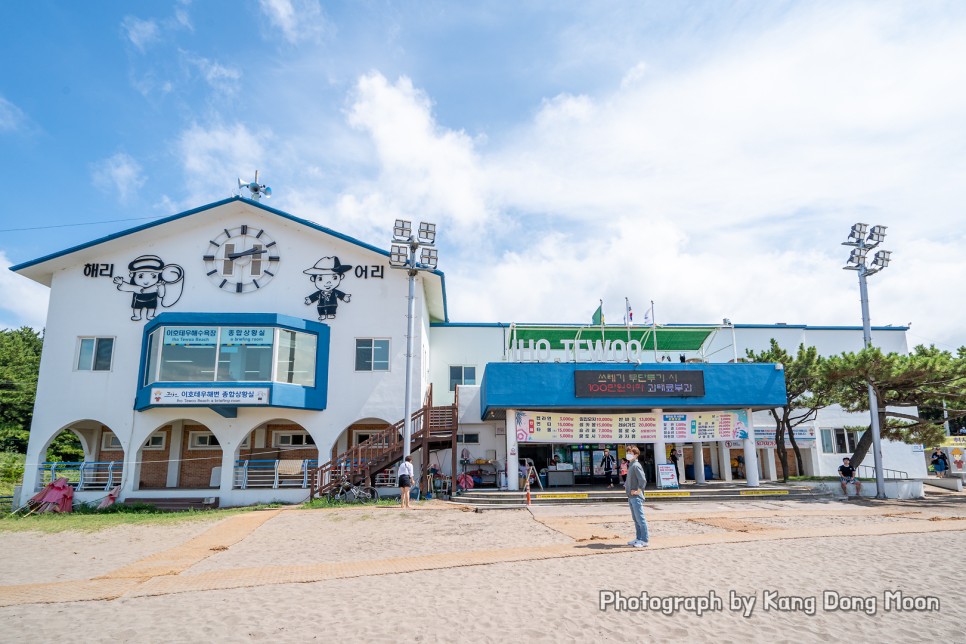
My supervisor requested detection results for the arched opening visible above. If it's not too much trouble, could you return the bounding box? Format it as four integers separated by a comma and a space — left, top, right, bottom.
175, 421, 222, 489
134, 424, 177, 490
234, 419, 319, 489
330, 417, 393, 461
37, 421, 121, 491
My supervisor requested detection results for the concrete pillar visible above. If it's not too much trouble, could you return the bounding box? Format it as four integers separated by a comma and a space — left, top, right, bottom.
743, 409, 760, 487
506, 411, 519, 491
121, 438, 140, 496
218, 443, 237, 494
709, 442, 720, 479
764, 447, 777, 481
653, 409, 666, 465
676, 443, 687, 483
719, 442, 733, 481
807, 445, 820, 477
166, 421, 184, 488
692, 441, 706, 484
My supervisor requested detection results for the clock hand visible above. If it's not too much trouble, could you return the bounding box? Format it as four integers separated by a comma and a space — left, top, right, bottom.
226, 247, 268, 260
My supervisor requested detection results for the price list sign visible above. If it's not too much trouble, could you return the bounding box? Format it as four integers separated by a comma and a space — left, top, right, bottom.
515, 410, 744, 444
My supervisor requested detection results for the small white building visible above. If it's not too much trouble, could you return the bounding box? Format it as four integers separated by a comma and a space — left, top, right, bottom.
10, 197, 926, 507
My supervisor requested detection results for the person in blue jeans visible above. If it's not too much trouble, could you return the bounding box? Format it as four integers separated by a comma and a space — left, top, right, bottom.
624, 445, 649, 548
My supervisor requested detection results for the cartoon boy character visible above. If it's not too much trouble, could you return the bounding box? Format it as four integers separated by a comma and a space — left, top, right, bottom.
303, 256, 353, 320
113, 255, 185, 321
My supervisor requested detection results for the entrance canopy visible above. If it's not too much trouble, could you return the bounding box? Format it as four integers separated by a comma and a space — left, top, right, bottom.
480, 362, 786, 420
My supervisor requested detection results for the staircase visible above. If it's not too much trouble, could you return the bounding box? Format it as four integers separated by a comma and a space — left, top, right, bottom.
308, 402, 458, 498
452, 484, 827, 509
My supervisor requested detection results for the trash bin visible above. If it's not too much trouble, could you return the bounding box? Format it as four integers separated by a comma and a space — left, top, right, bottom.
539, 473, 548, 488
685, 464, 694, 480
704, 464, 713, 481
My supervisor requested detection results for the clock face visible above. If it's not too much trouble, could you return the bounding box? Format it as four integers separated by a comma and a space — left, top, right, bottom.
203, 225, 280, 293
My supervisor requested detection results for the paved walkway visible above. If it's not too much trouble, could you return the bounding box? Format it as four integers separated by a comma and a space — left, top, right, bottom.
1, 504, 964, 608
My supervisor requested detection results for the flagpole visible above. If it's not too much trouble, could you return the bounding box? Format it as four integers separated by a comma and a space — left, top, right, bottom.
625, 297, 632, 348
651, 300, 657, 362
599, 298, 604, 340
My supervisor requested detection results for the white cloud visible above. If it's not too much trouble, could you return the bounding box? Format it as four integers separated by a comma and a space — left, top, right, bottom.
327, 4, 966, 349
0, 251, 49, 331
344, 73, 490, 239
0, 96, 26, 132
258, 0, 328, 45
121, 16, 161, 53
182, 52, 242, 94
175, 122, 268, 206
91, 152, 146, 204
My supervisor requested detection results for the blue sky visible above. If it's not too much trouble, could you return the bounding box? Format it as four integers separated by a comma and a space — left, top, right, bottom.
2, 1, 965, 351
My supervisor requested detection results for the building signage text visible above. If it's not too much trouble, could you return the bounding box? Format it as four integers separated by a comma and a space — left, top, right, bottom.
574, 370, 705, 398
150, 387, 270, 406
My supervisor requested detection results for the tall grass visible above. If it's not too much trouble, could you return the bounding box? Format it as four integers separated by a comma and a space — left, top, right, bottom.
0, 452, 25, 496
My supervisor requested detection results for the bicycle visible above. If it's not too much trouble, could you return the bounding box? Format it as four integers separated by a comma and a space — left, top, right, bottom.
326, 475, 379, 503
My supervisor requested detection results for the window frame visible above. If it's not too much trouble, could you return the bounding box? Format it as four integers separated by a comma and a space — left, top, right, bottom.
821, 427, 863, 454
457, 433, 480, 444
144, 325, 318, 386
355, 338, 391, 372
273, 431, 316, 448
142, 432, 166, 451
76, 337, 115, 372
449, 365, 477, 392
100, 432, 122, 451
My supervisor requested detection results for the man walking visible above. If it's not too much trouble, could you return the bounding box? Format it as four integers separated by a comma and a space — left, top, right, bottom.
624, 446, 649, 548
602, 448, 616, 488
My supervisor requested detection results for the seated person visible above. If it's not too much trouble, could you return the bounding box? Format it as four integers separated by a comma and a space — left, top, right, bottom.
838, 457, 862, 497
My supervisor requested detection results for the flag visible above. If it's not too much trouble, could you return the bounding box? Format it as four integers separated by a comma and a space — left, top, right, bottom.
643, 306, 652, 326
592, 302, 604, 326
625, 298, 633, 325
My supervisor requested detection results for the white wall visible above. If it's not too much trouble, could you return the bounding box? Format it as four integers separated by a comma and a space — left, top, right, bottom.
21, 201, 435, 499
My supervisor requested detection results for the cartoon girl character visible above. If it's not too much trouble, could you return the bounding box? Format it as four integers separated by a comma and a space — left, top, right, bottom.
303, 256, 352, 320
113, 255, 185, 321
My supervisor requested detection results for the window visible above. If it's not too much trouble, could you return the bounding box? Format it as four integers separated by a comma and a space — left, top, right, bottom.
273, 432, 315, 447
77, 337, 114, 371
355, 339, 390, 371
143, 325, 318, 387
101, 432, 122, 450
276, 330, 317, 387
142, 432, 166, 451
217, 327, 274, 382
457, 433, 480, 444
821, 428, 863, 454
449, 366, 477, 391
158, 327, 218, 382
188, 431, 249, 450
189, 431, 220, 450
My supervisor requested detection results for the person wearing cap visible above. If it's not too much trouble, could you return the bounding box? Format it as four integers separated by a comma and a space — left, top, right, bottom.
112, 255, 184, 321
303, 256, 353, 320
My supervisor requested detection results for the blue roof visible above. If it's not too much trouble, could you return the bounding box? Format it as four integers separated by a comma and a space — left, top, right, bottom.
479, 362, 788, 419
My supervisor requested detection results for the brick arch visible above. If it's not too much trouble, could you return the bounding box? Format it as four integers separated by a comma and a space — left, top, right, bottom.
237, 419, 320, 463
331, 417, 393, 460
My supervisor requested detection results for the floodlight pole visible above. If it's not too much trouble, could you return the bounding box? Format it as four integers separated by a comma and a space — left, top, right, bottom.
401, 238, 419, 459
843, 224, 888, 500
390, 225, 437, 460
855, 262, 887, 499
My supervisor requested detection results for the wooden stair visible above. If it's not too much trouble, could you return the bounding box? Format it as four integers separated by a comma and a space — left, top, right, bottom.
308, 402, 458, 498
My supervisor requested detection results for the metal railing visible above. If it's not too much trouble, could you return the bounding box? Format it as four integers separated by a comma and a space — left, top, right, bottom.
37, 461, 123, 491
234, 459, 319, 489
858, 465, 909, 480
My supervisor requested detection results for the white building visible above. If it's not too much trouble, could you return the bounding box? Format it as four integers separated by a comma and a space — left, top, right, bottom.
10, 197, 926, 507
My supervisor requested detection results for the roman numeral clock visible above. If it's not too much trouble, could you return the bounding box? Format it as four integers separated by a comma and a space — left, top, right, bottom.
203, 225, 280, 293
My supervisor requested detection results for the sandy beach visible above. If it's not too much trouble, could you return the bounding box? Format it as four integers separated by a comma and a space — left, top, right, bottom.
1, 497, 964, 643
